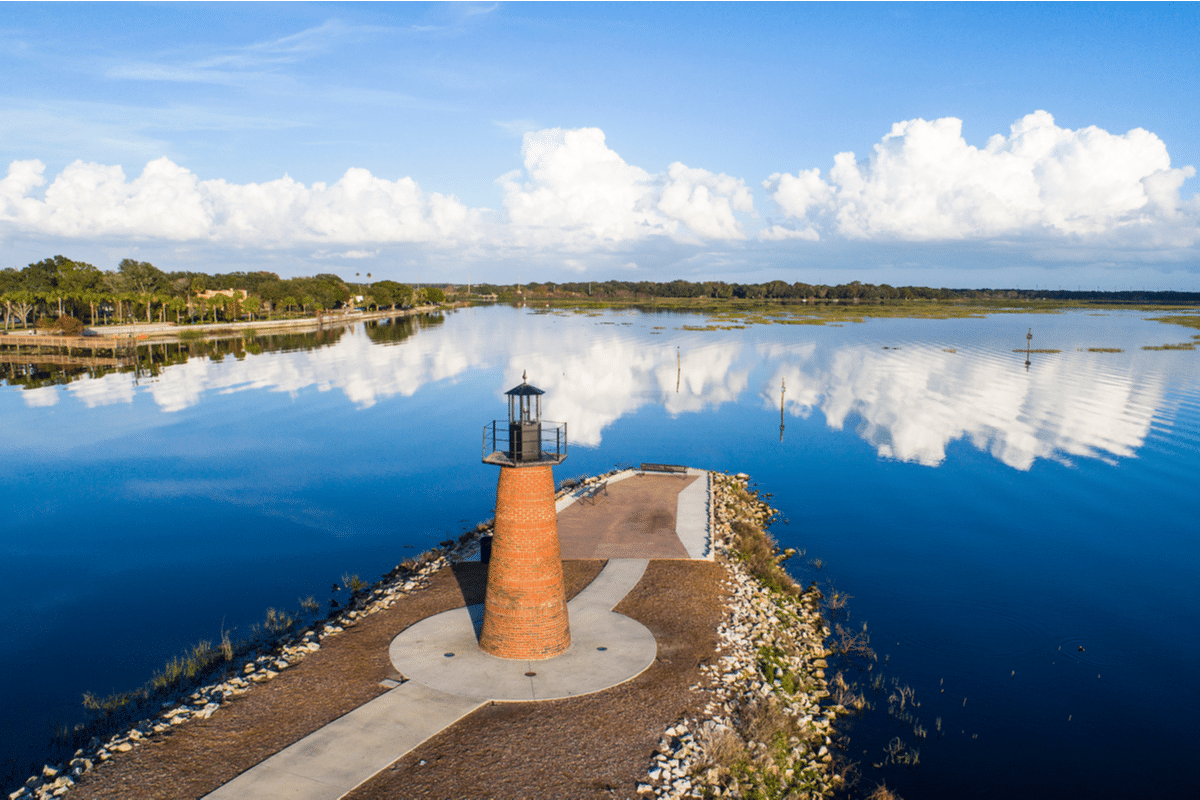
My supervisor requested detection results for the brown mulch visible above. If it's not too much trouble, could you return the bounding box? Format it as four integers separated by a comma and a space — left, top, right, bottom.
347, 559, 727, 800
70, 561, 606, 800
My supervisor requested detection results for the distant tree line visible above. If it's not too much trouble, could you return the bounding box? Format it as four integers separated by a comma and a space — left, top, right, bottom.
467, 279, 1200, 305
0, 256, 441, 330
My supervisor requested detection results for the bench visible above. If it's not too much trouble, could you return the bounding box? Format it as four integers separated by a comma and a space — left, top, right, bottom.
639, 462, 688, 475
578, 480, 609, 506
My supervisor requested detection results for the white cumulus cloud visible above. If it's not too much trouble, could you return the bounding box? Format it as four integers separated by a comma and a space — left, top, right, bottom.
0, 157, 478, 245
3, 115, 1195, 263
501, 127, 754, 248
765, 111, 1199, 245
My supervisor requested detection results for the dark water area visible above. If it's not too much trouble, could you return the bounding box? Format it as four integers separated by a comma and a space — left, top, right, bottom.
2, 305, 1198, 797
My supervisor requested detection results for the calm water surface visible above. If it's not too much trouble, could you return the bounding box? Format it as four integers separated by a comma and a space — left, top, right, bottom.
2, 305, 1198, 797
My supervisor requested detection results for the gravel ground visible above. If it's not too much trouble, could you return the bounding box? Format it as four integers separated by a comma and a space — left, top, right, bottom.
68, 560, 608, 800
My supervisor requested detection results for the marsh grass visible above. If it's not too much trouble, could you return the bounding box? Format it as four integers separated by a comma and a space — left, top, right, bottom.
261, 607, 295, 634
81, 637, 226, 715
176, 329, 204, 341
883, 737, 920, 767
1086, 347, 1124, 353
544, 295, 1132, 323
1142, 342, 1196, 350
1012, 348, 1062, 353
219, 626, 233, 661
833, 622, 877, 662
78, 591, 317, 722
152, 640, 221, 691
831, 671, 868, 712
1147, 314, 1200, 330
341, 572, 369, 593
867, 782, 904, 800
826, 589, 852, 612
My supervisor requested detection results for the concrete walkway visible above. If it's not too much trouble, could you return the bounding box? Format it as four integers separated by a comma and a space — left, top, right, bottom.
202, 683, 483, 800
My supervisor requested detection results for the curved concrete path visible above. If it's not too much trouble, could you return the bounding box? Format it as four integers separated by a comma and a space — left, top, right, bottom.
389, 558, 655, 700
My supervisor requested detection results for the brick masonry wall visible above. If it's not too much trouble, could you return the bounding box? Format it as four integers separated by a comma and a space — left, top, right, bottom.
480, 463, 572, 659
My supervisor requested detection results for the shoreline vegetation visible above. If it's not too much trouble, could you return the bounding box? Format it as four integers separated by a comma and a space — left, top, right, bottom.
4, 254, 1199, 338
636, 472, 855, 799
7, 469, 901, 800
5, 292, 1197, 394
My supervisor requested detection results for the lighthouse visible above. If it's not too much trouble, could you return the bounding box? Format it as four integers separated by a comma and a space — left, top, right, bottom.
479, 372, 570, 659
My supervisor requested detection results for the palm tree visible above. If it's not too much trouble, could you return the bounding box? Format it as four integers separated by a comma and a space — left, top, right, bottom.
194, 296, 209, 324
6, 290, 37, 328
168, 296, 187, 324
242, 294, 261, 321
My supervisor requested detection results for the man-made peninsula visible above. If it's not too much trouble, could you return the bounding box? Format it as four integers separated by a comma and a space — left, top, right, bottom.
12, 471, 859, 800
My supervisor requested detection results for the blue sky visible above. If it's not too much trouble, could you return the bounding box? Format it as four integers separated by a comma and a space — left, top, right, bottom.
1, 2, 1198, 289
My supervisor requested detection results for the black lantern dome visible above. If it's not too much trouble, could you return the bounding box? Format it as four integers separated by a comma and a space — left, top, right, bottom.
482, 371, 567, 466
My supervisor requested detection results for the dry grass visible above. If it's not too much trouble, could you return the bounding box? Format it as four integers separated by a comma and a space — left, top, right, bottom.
729, 519, 800, 597
826, 589, 852, 612
833, 622, 877, 662
831, 671, 867, 713
695, 725, 748, 775
866, 782, 904, 800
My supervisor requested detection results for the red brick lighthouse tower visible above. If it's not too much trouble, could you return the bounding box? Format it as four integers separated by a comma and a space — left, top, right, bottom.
480, 372, 570, 659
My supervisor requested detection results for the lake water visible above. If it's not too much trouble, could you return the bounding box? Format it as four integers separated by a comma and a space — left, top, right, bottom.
2, 305, 1198, 797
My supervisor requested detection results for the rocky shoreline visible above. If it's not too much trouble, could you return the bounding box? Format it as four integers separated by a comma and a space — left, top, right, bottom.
636, 472, 845, 799
9, 469, 843, 800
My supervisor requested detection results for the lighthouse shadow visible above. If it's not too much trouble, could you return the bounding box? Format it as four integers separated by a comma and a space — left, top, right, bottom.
450, 562, 489, 640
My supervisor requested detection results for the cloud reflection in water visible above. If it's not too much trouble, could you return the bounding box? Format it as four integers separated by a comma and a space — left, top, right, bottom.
761, 342, 1164, 470
17, 312, 1167, 471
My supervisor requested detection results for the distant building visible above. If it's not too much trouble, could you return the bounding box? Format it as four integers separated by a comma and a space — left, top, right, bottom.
196, 289, 248, 300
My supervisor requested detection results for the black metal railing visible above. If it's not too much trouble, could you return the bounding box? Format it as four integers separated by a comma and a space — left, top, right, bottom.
482, 420, 567, 466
